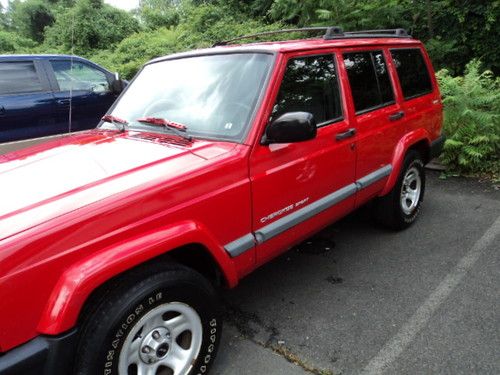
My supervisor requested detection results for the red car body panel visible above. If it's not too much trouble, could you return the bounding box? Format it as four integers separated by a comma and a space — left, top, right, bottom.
0, 132, 252, 350
37, 220, 237, 334
0, 37, 442, 353
249, 50, 356, 265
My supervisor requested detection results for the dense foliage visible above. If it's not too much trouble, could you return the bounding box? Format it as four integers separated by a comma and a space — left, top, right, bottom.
0, 0, 499, 176
437, 61, 499, 176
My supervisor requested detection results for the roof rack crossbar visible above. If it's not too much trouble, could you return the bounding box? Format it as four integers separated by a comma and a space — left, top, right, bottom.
213, 27, 410, 47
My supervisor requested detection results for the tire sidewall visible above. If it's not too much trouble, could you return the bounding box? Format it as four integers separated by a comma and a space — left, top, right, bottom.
82, 272, 221, 375
396, 154, 425, 225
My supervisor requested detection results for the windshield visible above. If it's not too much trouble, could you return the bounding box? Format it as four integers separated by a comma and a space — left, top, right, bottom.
103, 53, 274, 142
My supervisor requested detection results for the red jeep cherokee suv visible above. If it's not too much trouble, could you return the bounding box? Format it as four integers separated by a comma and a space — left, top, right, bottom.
0, 27, 444, 375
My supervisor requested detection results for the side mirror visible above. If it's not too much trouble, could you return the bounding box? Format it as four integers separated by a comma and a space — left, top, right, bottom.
111, 72, 127, 94
262, 112, 317, 144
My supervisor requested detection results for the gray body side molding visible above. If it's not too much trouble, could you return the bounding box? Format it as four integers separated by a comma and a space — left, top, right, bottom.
224, 165, 392, 257
224, 233, 256, 258
355, 164, 392, 189
254, 183, 357, 244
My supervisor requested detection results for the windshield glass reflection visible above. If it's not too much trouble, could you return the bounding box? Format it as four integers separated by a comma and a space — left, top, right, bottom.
105, 53, 273, 142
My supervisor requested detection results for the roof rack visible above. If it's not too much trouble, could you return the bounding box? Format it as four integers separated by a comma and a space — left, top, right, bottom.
213, 27, 410, 47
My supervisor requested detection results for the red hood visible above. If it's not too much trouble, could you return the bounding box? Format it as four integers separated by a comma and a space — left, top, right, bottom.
0, 130, 237, 240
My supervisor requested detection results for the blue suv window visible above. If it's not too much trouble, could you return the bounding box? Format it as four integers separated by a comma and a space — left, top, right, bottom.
51, 61, 110, 93
0, 62, 44, 95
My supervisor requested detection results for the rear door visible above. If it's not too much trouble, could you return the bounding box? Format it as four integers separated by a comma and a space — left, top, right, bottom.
0, 60, 56, 143
340, 48, 404, 206
389, 47, 442, 140
46, 59, 117, 133
250, 52, 356, 266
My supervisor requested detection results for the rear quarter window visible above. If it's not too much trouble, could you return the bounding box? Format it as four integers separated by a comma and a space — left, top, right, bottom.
0, 61, 44, 95
390, 48, 433, 99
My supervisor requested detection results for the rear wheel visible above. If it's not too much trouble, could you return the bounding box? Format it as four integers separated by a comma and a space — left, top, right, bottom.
74, 264, 222, 375
373, 150, 425, 230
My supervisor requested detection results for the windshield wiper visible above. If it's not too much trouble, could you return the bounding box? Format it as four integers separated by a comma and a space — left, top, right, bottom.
101, 114, 128, 132
137, 117, 192, 141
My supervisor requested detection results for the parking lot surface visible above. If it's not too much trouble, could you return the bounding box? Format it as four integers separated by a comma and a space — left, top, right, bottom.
212, 171, 500, 375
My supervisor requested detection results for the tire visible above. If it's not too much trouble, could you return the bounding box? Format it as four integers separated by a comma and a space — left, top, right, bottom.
373, 150, 425, 230
74, 263, 222, 375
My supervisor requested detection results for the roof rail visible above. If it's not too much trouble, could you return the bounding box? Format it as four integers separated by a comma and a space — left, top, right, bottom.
342, 28, 410, 39
213, 27, 343, 47
213, 27, 411, 47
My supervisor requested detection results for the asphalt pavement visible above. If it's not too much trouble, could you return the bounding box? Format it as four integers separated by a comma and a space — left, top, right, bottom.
212, 171, 500, 375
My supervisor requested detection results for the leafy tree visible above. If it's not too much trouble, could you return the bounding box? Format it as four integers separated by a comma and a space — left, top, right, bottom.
267, 0, 499, 74
44, 0, 140, 54
138, 0, 181, 29
176, 2, 282, 47
0, 4, 7, 30
8, 0, 55, 42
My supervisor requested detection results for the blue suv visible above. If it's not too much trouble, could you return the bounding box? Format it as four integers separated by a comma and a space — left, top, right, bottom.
0, 55, 125, 143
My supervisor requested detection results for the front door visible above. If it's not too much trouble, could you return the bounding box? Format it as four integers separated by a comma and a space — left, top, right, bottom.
250, 52, 357, 266
48, 59, 117, 133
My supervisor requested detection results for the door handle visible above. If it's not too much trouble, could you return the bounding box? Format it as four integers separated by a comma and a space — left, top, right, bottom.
56, 99, 71, 106
389, 111, 405, 121
335, 128, 356, 141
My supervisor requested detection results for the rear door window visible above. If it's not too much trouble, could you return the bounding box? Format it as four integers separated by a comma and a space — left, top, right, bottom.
272, 54, 343, 125
343, 51, 394, 113
0, 62, 44, 95
390, 48, 433, 99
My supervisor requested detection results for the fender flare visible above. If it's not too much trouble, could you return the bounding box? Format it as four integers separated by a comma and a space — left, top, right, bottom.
380, 128, 431, 196
37, 220, 238, 335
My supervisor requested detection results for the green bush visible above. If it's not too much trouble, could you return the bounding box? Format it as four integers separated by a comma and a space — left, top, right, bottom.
44, 0, 139, 55
90, 27, 181, 79
437, 60, 500, 176
90, 3, 283, 79
0, 30, 37, 53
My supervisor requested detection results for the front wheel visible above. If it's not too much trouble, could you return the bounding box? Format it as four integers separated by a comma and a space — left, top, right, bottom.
74, 264, 222, 375
373, 150, 426, 230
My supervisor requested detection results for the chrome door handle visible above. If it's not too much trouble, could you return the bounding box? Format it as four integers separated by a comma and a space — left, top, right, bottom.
56, 99, 71, 106
336, 128, 356, 141
389, 111, 405, 121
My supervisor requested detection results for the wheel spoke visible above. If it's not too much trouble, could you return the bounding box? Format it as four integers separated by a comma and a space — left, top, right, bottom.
161, 343, 189, 375
166, 314, 190, 337
128, 337, 141, 356
136, 362, 149, 375
142, 314, 165, 333
127, 348, 141, 367
145, 363, 159, 375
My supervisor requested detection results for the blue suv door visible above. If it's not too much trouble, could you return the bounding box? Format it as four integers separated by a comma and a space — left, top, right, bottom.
0, 60, 56, 143
47, 59, 117, 132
